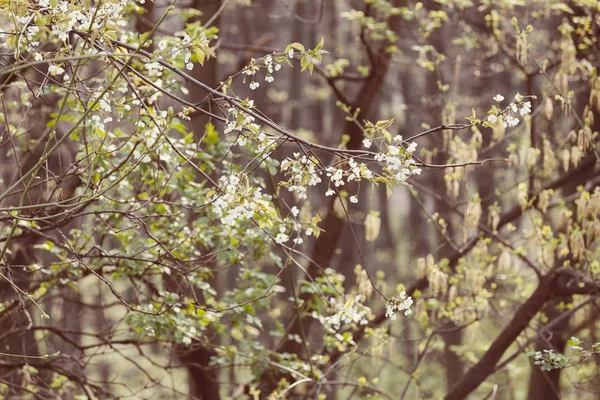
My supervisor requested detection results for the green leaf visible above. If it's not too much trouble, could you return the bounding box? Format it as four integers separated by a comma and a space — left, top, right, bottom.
300, 55, 309, 72
315, 37, 324, 51
287, 42, 305, 52
204, 122, 219, 145
194, 47, 205, 66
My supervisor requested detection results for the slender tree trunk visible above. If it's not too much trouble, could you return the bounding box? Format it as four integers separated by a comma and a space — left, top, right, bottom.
179, 1, 222, 398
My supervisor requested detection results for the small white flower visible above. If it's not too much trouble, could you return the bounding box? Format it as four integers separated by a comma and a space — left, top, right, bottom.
274, 63, 282, 71
325, 189, 335, 196
305, 228, 313, 236
48, 64, 65, 76
504, 115, 520, 128
293, 237, 304, 245
186, 62, 194, 70
493, 94, 504, 102
291, 206, 300, 217
275, 233, 289, 244
349, 196, 358, 204
265, 75, 274, 83
520, 101, 532, 116
362, 138, 372, 148
288, 49, 294, 58
249, 81, 260, 90
487, 114, 498, 123
406, 141, 417, 153
514, 93, 523, 102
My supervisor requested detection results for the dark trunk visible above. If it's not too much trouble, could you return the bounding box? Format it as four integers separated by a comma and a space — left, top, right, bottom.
527, 298, 571, 400
445, 275, 557, 400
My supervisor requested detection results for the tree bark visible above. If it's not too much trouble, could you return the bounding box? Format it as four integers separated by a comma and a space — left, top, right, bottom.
526, 298, 571, 399
445, 275, 558, 400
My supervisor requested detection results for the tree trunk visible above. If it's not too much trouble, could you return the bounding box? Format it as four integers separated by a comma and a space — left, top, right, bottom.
445, 275, 557, 400
527, 298, 571, 400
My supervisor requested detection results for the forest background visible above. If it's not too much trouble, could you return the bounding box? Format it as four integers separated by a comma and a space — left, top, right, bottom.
0, 0, 599, 399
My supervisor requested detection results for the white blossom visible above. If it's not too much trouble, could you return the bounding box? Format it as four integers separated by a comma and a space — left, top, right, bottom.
406, 141, 417, 153
374, 153, 386, 162
48, 64, 65, 76
504, 115, 520, 128
323, 295, 370, 331
520, 101, 531, 116
275, 233, 289, 244
385, 291, 413, 320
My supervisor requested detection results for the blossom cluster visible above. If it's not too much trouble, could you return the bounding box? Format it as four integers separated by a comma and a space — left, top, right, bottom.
488, 93, 532, 128
211, 174, 269, 226
224, 103, 260, 137
157, 28, 214, 72
385, 291, 413, 320
325, 157, 372, 193
321, 295, 371, 331
5, 0, 128, 57
367, 135, 422, 183
280, 153, 323, 200
244, 54, 284, 90
382, 141, 421, 181
222, 103, 281, 154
